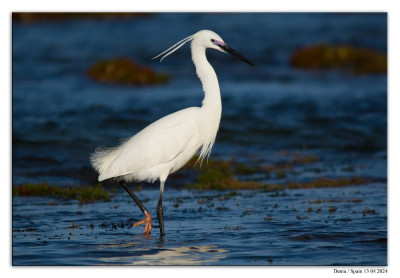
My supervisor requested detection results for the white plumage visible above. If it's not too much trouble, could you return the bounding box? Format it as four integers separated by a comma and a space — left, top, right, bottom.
92, 107, 205, 183
91, 30, 224, 184
90, 30, 253, 236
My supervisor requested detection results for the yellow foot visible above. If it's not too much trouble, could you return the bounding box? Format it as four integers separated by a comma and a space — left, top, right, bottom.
133, 210, 152, 235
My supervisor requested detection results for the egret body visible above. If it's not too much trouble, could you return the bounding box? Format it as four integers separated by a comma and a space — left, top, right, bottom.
90, 30, 253, 237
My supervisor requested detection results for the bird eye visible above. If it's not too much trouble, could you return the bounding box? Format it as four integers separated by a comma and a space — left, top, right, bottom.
210, 39, 215, 43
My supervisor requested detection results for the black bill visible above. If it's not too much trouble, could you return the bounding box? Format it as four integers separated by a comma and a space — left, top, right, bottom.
219, 44, 254, 66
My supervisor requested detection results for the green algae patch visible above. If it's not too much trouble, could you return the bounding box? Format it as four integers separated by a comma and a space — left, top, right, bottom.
232, 161, 259, 175
184, 156, 265, 190
186, 176, 370, 191
186, 175, 264, 190
290, 44, 387, 74
184, 155, 260, 176
298, 177, 370, 189
277, 177, 370, 191
185, 156, 263, 186
183, 154, 369, 191
13, 182, 111, 204
262, 153, 321, 178
12, 12, 153, 24
87, 57, 170, 86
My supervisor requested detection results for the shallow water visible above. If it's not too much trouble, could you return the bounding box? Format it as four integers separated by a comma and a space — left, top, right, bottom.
13, 182, 386, 265
12, 13, 387, 265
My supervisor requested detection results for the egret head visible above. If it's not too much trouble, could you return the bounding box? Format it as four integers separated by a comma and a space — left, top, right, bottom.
196, 30, 254, 66
192, 30, 225, 51
153, 29, 254, 66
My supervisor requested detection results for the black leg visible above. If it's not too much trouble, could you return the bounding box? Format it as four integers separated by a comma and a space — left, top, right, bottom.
157, 191, 165, 237
119, 180, 152, 235
119, 181, 148, 214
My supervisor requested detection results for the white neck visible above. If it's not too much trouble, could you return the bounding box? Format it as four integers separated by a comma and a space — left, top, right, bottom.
191, 43, 222, 162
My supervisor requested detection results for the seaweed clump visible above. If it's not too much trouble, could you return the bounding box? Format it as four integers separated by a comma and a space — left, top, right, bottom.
290, 44, 387, 74
184, 155, 370, 191
13, 182, 111, 204
287, 177, 370, 189
186, 168, 264, 190
87, 57, 169, 86
185, 157, 263, 190
12, 12, 152, 23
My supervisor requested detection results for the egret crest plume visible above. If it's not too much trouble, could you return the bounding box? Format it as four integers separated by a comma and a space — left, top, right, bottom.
152, 34, 194, 62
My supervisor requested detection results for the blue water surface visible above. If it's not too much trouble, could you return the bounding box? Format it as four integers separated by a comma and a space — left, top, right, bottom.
12, 12, 387, 265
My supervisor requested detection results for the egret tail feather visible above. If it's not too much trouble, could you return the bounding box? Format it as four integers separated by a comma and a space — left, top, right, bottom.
90, 142, 126, 179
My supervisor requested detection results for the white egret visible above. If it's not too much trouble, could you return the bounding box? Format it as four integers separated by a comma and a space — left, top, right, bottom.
90, 30, 253, 237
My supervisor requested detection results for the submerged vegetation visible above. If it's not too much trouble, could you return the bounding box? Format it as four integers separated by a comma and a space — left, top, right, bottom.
286, 177, 370, 189
87, 57, 170, 86
184, 154, 370, 191
184, 155, 263, 190
290, 44, 387, 74
12, 12, 152, 23
13, 153, 372, 204
13, 182, 111, 204
186, 172, 264, 190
